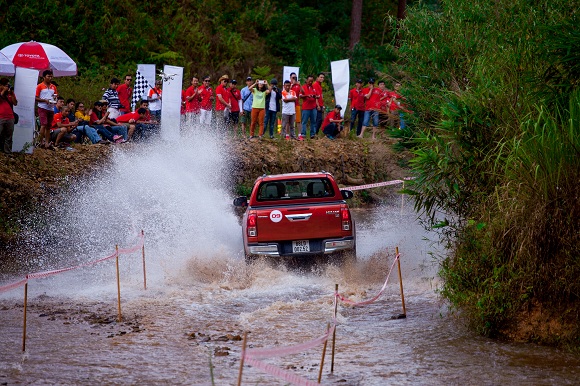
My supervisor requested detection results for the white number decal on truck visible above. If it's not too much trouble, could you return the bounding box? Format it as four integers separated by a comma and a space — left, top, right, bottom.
270, 210, 283, 223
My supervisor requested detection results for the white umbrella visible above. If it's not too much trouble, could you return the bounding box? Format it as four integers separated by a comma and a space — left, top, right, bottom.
0, 41, 77, 77
0, 51, 15, 76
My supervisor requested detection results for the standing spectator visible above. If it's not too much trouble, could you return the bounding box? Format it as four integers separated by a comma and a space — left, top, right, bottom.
313, 72, 325, 135
228, 79, 242, 136
148, 79, 163, 122
0, 78, 17, 153
102, 78, 123, 120
321, 105, 344, 140
299, 75, 318, 140
359, 78, 382, 139
198, 76, 214, 129
348, 79, 365, 136
248, 79, 270, 139
184, 76, 201, 124
290, 72, 302, 137
264, 78, 281, 139
35, 70, 58, 149
117, 74, 133, 115
281, 80, 297, 139
240, 77, 253, 136
215, 75, 232, 131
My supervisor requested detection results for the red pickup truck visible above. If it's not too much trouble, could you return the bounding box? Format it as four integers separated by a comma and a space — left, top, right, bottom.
233, 172, 356, 261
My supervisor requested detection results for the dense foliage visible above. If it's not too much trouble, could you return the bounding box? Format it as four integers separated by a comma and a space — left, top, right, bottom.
398, 0, 580, 345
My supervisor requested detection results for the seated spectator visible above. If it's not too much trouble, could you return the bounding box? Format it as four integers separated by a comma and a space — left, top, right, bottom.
51, 106, 77, 147
53, 96, 65, 114
66, 99, 109, 145
321, 105, 344, 140
117, 107, 153, 141
89, 101, 128, 142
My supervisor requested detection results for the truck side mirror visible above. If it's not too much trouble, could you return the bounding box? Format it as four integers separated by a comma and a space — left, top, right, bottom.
341, 190, 354, 199
233, 196, 248, 207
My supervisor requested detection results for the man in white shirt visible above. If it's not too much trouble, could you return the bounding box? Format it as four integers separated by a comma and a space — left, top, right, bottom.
281, 80, 298, 139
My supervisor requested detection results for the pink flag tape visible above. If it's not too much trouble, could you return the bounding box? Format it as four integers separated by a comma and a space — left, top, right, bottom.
336, 253, 400, 306
246, 324, 335, 359
245, 357, 321, 386
1, 233, 144, 285
341, 177, 415, 191
0, 277, 28, 294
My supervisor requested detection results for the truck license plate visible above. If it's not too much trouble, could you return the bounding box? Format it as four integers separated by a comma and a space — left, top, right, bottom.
292, 240, 310, 253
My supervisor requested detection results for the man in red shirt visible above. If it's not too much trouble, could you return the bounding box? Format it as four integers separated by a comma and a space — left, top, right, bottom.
227, 79, 242, 136
0, 78, 18, 153
117, 74, 133, 115
313, 72, 325, 135
51, 106, 77, 147
348, 79, 365, 136
290, 72, 301, 136
299, 75, 318, 140
359, 78, 383, 139
116, 108, 151, 141
198, 76, 214, 129
35, 70, 58, 149
184, 76, 201, 125
321, 105, 344, 140
215, 74, 232, 131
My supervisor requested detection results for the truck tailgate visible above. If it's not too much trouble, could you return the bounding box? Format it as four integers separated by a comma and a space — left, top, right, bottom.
255, 203, 343, 241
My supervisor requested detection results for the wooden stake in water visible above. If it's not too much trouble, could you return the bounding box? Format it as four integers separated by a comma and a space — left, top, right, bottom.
401, 181, 405, 215
237, 331, 248, 386
331, 284, 338, 373
318, 323, 330, 383
396, 247, 407, 317
141, 230, 147, 290
22, 280, 28, 352
116, 245, 122, 322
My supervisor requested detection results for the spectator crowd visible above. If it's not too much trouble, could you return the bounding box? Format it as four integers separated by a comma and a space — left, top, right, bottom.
0, 69, 408, 153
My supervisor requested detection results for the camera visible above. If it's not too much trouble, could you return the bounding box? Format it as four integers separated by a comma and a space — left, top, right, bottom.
258, 80, 265, 85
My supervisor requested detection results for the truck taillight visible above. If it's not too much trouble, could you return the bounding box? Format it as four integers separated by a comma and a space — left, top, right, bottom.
341, 207, 351, 231
247, 213, 257, 237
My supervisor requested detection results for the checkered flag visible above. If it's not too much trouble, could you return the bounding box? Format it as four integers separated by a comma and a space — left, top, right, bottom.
132, 70, 153, 110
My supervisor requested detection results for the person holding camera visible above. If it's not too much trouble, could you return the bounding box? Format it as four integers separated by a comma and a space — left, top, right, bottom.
299, 75, 318, 140
248, 79, 271, 138
0, 78, 18, 153
264, 78, 282, 139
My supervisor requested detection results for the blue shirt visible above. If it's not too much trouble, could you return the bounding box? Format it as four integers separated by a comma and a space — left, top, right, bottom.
241, 86, 253, 112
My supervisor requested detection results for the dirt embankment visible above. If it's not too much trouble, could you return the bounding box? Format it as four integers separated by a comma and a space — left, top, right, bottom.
0, 138, 410, 246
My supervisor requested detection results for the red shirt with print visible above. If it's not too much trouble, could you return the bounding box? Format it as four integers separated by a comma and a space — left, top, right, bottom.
291, 84, 301, 106
229, 88, 241, 112
198, 85, 213, 111
116, 111, 141, 123
51, 112, 69, 131
215, 84, 230, 111
348, 88, 366, 111
185, 85, 201, 113
300, 83, 317, 110
364, 87, 383, 111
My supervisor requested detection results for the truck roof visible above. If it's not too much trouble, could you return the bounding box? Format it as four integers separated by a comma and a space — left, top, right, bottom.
256, 172, 332, 183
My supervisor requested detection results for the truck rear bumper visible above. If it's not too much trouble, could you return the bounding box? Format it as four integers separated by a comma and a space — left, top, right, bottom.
247, 237, 355, 257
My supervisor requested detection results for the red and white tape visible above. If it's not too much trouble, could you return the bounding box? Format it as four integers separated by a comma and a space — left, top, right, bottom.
341, 177, 414, 191
245, 357, 321, 386
336, 253, 399, 306
0, 233, 144, 294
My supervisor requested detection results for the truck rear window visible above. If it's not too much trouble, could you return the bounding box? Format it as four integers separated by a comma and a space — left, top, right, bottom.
257, 178, 335, 201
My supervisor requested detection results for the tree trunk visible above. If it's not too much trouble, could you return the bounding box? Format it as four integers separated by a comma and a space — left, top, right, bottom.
349, 0, 363, 50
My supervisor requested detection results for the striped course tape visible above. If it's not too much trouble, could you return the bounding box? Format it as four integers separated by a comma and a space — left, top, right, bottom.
341, 177, 414, 191
0, 234, 144, 294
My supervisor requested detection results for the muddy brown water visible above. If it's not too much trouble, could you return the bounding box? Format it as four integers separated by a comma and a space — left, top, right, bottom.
1, 205, 579, 385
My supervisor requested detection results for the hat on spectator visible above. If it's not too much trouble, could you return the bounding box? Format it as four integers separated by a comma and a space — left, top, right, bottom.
218, 74, 230, 82
94, 101, 103, 106
99, 99, 108, 104
335, 104, 342, 110
270, 78, 278, 85
246, 76, 253, 81
368, 78, 375, 84
356, 79, 363, 83
231, 79, 237, 84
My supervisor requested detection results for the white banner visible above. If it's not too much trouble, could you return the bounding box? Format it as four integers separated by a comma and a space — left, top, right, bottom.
330, 59, 349, 117
12, 67, 38, 153
283, 66, 300, 84
160, 65, 183, 141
